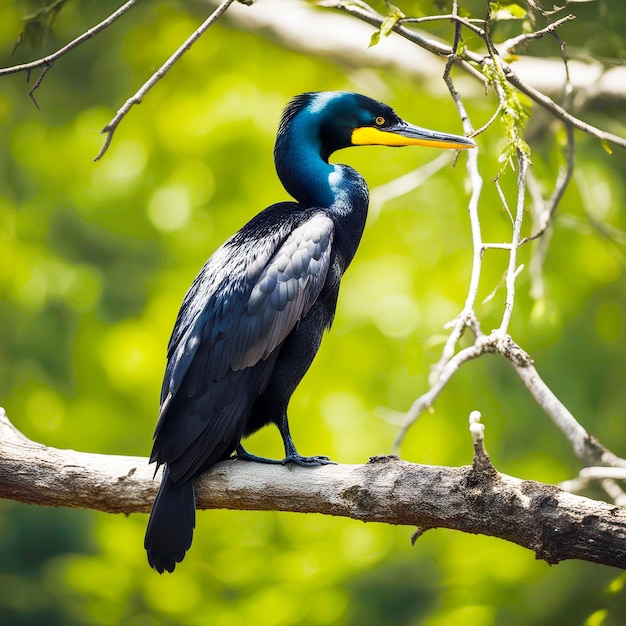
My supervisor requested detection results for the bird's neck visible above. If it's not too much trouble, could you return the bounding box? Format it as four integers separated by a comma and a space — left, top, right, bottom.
274, 130, 333, 206
275, 125, 369, 269
274, 118, 365, 208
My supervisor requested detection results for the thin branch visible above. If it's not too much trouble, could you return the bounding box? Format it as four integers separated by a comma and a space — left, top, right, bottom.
27, 63, 53, 110
510, 360, 626, 468
561, 472, 626, 506
495, 176, 515, 225
399, 13, 486, 38
526, 0, 574, 92
471, 103, 502, 138
324, 0, 488, 84
368, 153, 452, 221
580, 467, 626, 480
427, 22, 484, 389
520, 123, 575, 245
600, 480, 626, 507
499, 152, 529, 333
499, 14, 576, 55
0, 0, 139, 105
481, 242, 521, 250
481, 270, 506, 305
503, 66, 626, 150
95, 0, 239, 161
394, 341, 486, 451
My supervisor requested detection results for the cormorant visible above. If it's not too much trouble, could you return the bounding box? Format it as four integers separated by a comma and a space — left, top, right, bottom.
145, 91, 475, 573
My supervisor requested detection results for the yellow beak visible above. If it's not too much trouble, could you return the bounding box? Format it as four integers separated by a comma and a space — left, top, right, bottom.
352, 123, 475, 150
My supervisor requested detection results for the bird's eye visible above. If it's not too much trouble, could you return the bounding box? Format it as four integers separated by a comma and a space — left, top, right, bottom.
375, 116, 385, 126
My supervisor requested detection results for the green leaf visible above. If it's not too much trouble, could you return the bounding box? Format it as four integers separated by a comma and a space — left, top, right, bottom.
369, 3, 405, 48
490, 2, 527, 20
13, 0, 69, 53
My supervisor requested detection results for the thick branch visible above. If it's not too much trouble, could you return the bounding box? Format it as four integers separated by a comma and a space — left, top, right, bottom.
1, 408, 625, 569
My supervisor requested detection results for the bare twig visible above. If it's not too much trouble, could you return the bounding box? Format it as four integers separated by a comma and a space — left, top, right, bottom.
510, 361, 626, 468
580, 467, 626, 481
526, 0, 573, 91
427, 18, 484, 389
95, 0, 239, 161
499, 152, 529, 333
499, 14, 576, 55
481, 242, 513, 251
368, 153, 452, 221
468, 411, 496, 475
600, 480, 626, 506
0, 0, 139, 105
561, 471, 626, 506
394, 341, 487, 451
399, 13, 486, 38
495, 177, 514, 225
503, 67, 626, 150
471, 103, 502, 138
520, 123, 575, 245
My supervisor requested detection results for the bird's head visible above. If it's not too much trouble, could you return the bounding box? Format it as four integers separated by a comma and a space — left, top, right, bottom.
277, 92, 475, 162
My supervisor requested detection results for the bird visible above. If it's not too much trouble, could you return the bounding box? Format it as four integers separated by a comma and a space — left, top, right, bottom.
144, 91, 475, 573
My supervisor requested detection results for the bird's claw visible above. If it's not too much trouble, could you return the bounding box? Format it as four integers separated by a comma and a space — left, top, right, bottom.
232, 444, 336, 467
281, 454, 336, 467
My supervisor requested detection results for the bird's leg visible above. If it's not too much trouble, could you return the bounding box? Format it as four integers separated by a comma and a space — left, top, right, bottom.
232, 426, 336, 466
277, 413, 336, 466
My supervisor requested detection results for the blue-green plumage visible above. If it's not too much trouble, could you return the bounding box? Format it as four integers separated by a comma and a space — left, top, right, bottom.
145, 91, 474, 573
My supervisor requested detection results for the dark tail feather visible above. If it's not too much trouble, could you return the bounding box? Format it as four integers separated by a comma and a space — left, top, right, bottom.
145, 467, 196, 573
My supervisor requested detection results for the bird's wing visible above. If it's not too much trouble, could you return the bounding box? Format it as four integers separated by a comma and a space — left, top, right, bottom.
158, 211, 335, 423
225, 212, 335, 372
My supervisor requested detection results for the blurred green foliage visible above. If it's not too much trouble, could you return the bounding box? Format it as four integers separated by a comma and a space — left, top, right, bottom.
1, 1, 626, 624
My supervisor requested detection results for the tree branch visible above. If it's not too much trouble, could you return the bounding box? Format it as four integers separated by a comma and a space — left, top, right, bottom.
510, 361, 626, 469
0, 0, 139, 107
384, 14, 626, 507
323, 0, 626, 151
223, 0, 626, 105
499, 14, 576, 55
95, 0, 240, 160
1, 407, 624, 569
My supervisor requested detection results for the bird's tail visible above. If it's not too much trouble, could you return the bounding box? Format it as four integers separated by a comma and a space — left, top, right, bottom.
145, 467, 196, 573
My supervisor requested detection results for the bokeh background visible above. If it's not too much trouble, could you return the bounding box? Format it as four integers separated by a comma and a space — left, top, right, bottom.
1, 1, 626, 624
